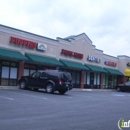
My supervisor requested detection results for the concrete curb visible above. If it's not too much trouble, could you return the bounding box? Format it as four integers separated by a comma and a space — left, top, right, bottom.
71, 88, 116, 92
0, 86, 19, 90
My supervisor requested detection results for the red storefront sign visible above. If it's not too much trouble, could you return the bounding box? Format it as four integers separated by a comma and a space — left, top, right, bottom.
10, 36, 37, 49
104, 60, 117, 67
24, 64, 37, 69
61, 49, 83, 59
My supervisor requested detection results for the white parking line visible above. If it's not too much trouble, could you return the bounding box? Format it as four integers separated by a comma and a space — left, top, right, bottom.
15, 92, 48, 100
112, 94, 125, 97
4, 91, 47, 100
0, 96, 14, 100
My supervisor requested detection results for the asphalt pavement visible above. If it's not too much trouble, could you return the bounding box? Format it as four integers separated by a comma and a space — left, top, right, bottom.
0, 88, 129, 130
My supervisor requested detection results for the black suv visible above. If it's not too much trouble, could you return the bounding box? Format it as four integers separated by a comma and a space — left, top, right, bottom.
18, 70, 73, 94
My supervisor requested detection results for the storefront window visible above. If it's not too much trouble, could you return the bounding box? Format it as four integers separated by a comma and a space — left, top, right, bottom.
90, 72, 94, 86
76, 72, 80, 84
10, 68, 17, 79
103, 74, 106, 88
72, 71, 76, 84
103, 74, 117, 89
97, 73, 100, 85
84, 72, 87, 84
94, 73, 96, 85
24, 64, 37, 76
2, 67, 9, 78
10, 67, 17, 86
113, 75, 117, 88
1, 61, 18, 86
105, 74, 108, 88
92, 72, 100, 88
87, 72, 90, 85
103, 74, 109, 88
24, 69, 29, 76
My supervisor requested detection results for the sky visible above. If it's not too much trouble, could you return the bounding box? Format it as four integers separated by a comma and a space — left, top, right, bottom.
0, 0, 130, 57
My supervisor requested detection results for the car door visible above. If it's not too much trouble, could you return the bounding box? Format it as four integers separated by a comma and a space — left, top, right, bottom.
28, 72, 41, 87
37, 72, 49, 88
124, 81, 130, 91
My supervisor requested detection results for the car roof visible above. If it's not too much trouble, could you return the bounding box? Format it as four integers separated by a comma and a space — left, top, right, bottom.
37, 70, 71, 75
37, 70, 68, 74
38, 70, 60, 72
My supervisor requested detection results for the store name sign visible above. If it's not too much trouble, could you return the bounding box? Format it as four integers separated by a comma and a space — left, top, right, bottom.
37, 43, 47, 51
24, 64, 36, 69
10, 36, 37, 49
87, 55, 101, 63
61, 49, 83, 59
2, 61, 17, 67
104, 60, 117, 67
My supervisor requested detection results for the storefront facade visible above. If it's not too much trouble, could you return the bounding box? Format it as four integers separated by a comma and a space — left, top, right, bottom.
0, 24, 129, 88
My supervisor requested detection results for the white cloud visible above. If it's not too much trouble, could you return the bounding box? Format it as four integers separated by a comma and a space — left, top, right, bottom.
0, 0, 130, 57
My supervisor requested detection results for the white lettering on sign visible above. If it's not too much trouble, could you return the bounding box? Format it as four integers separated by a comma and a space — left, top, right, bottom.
87, 55, 101, 63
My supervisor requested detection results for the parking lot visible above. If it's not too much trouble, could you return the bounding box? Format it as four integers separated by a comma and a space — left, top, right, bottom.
0, 89, 130, 130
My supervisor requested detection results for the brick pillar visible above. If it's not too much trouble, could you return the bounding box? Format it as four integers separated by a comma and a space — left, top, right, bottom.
18, 61, 24, 80
100, 73, 103, 89
80, 71, 84, 89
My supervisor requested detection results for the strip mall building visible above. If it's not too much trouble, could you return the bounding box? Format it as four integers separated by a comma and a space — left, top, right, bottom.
0, 24, 130, 89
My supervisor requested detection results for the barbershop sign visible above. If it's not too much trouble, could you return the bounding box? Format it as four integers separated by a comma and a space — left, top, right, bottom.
87, 55, 101, 63
104, 60, 117, 67
10, 36, 47, 51
61, 49, 83, 59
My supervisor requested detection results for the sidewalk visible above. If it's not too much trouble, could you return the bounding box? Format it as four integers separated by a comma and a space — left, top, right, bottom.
0, 86, 116, 92
0, 86, 19, 90
71, 88, 116, 92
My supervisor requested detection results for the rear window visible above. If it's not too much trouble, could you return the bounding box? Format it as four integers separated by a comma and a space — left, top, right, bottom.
62, 72, 71, 80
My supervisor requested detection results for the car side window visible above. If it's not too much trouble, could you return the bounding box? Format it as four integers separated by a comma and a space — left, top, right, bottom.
41, 72, 48, 78
32, 72, 41, 78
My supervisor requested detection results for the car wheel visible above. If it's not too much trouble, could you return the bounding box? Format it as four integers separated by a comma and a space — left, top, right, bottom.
58, 90, 67, 95
46, 84, 54, 94
19, 81, 27, 89
117, 87, 121, 92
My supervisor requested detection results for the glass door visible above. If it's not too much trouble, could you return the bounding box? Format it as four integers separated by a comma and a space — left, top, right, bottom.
1, 66, 9, 85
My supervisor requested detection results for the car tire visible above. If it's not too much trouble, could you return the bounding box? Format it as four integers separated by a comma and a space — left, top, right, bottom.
58, 90, 67, 95
19, 81, 27, 89
117, 87, 121, 92
46, 84, 54, 94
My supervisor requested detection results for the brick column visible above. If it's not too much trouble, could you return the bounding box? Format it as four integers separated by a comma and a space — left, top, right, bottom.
100, 73, 103, 89
18, 61, 25, 80
80, 71, 84, 89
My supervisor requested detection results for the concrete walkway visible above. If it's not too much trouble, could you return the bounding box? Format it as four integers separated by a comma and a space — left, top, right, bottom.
0, 86, 116, 92
71, 88, 116, 92
0, 86, 19, 90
